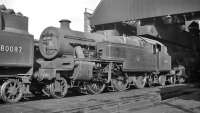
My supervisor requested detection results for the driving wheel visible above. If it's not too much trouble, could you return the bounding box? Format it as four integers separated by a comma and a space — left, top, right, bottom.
86, 82, 105, 94
134, 76, 147, 88
111, 76, 128, 91
49, 77, 68, 98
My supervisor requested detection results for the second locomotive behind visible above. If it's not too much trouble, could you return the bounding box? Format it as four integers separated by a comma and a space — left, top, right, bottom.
0, 5, 34, 103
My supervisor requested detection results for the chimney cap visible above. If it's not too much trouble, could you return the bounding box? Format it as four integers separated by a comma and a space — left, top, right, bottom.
59, 19, 71, 23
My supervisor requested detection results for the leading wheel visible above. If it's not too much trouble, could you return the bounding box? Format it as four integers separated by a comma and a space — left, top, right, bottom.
49, 77, 68, 98
134, 76, 147, 89
0, 79, 23, 103
111, 76, 128, 91
86, 82, 105, 94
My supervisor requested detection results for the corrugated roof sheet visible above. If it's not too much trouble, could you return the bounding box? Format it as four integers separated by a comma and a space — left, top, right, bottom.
90, 0, 200, 25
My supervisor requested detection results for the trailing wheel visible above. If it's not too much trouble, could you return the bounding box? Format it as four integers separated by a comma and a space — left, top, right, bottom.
111, 76, 128, 91
178, 76, 186, 84
49, 76, 68, 98
86, 82, 105, 94
147, 77, 154, 87
134, 76, 147, 88
159, 75, 166, 86
168, 76, 175, 84
0, 79, 23, 103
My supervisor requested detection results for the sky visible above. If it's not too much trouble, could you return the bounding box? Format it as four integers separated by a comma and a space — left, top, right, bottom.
1, 0, 101, 39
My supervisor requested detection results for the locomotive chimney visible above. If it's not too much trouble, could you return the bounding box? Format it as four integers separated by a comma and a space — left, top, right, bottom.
59, 19, 71, 30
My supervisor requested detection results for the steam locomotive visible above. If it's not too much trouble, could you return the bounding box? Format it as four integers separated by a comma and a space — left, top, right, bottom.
0, 6, 183, 103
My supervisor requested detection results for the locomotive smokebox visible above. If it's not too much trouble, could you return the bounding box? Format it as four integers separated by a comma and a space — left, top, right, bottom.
39, 19, 97, 59
39, 19, 100, 60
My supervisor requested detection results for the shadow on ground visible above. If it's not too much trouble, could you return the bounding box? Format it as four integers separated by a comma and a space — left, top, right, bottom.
160, 84, 200, 100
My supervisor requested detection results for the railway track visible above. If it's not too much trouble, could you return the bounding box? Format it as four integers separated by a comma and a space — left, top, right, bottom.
0, 83, 189, 104
0, 84, 197, 113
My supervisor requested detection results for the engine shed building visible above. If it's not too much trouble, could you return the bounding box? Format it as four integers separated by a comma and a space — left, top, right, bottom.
90, 0, 200, 27
86, 0, 200, 37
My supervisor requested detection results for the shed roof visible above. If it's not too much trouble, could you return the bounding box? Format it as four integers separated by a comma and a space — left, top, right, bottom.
90, 0, 200, 25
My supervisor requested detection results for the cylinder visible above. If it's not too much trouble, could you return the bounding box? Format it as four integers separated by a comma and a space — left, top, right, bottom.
39, 19, 90, 59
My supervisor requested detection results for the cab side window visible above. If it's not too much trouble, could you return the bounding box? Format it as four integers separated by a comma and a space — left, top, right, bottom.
153, 44, 161, 54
